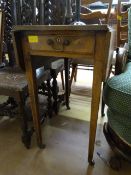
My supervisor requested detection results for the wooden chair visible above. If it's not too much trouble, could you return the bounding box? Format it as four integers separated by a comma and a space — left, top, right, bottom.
102, 3, 129, 166
1, 0, 66, 114
102, 0, 129, 116
0, 11, 52, 148
81, 0, 112, 24
117, 0, 128, 47
112, 0, 129, 75
70, 0, 113, 88
103, 5, 130, 163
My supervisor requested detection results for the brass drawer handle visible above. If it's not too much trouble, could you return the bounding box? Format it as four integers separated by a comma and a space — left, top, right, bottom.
63, 39, 70, 46
47, 38, 70, 51
47, 39, 54, 46
47, 38, 63, 51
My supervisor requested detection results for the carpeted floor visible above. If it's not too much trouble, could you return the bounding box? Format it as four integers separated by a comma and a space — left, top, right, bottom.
0, 69, 131, 175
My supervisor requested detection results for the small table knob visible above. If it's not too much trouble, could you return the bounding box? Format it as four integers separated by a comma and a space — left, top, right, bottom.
63, 39, 70, 46
47, 39, 54, 45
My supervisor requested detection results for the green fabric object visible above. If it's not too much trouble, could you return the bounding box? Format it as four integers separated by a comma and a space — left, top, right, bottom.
104, 62, 131, 116
107, 109, 131, 144
128, 7, 131, 57
104, 62, 131, 144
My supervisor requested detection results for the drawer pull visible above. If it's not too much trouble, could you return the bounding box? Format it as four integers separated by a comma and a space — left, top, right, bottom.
47, 39, 54, 46
63, 39, 70, 46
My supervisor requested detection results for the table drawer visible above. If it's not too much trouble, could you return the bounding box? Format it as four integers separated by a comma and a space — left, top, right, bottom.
29, 35, 95, 55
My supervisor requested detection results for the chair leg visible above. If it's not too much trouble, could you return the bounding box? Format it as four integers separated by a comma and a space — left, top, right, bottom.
51, 70, 59, 114
47, 79, 53, 118
74, 65, 78, 82
70, 63, 77, 95
60, 70, 65, 90
0, 97, 16, 117
70, 63, 77, 87
64, 58, 70, 110
19, 93, 33, 149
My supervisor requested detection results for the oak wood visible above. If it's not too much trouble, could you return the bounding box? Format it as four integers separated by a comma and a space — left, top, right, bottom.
21, 36, 43, 147
13, 24, 114, 163
29, 35, 95, 55
13, 24, 109, 31
13, 25, 109, 71
88, 32, 104, 162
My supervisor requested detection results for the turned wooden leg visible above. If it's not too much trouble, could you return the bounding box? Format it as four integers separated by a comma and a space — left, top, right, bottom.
19, 93, 33, 149
47, 79, 53, 118
70, 63, 77, 94
51, 70, 59, 114
64, 58, 70, 110
74, 65, 78, 82
60, 70, 65, 90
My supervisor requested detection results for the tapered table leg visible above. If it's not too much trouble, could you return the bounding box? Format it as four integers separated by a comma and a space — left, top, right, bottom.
22, 37, 45, 148
88, 62, 103, 165
88, 33, 104, 164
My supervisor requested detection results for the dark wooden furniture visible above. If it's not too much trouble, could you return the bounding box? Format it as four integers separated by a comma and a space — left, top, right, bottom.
0, 10, 52, 148
13, 25, 114, 164
0, 0, 66, 114
0, 66, 51, 147
0, 10, 4, 64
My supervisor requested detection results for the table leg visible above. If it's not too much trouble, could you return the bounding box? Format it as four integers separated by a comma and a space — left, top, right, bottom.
22, 37, 45, 148
88, 61, 103, 165
64, 58, 70, 110
26, 64, 45, 148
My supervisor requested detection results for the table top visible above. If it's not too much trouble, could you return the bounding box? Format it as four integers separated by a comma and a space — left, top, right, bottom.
13, 24, 113, 71
13, 24, 110, 32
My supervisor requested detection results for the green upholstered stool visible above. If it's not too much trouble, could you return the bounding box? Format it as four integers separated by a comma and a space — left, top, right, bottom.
104, 62, 131, 111
103, 62, 131, 160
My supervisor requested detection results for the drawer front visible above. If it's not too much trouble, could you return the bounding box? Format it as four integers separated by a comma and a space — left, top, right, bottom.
29, 34, 95, 55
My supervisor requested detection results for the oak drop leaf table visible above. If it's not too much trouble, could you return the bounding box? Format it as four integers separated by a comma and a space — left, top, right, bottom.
13, 25, 114, 164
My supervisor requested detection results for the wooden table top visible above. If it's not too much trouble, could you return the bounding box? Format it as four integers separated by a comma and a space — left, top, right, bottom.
13, 24, 110, 32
